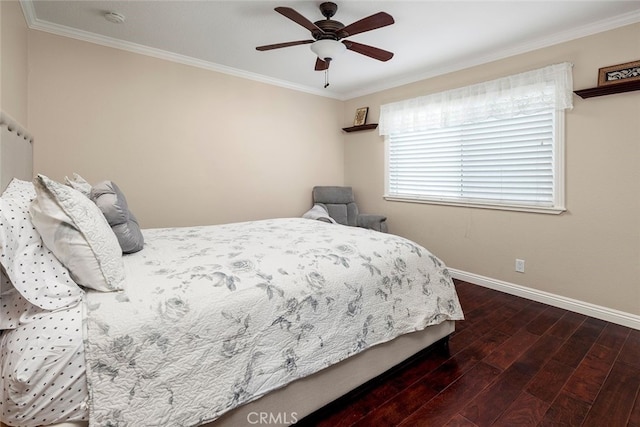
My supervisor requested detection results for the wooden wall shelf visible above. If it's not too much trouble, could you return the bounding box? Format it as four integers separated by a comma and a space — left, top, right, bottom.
574, 80, 640, 99
342, 123, 378, 133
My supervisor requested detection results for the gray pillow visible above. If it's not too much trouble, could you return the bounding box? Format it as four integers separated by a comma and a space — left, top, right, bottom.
90, 181, 144, 253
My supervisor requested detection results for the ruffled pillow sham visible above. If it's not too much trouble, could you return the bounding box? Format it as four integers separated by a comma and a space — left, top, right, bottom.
30, 174, 125, 292
64, 173, 144, 254
64, 172, 92, 197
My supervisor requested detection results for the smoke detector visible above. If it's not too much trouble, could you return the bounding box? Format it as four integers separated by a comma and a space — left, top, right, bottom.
104, 11, 125, 24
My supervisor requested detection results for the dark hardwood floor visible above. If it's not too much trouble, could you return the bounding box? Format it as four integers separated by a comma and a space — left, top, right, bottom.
306, 280, 640, 426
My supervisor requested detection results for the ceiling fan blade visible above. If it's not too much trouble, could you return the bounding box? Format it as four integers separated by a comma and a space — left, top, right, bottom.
343, 40, 394, 61
338, 12, 394, 38
315, 58, 330, 71
256, 40, 314, 51
275, 7, 325, 35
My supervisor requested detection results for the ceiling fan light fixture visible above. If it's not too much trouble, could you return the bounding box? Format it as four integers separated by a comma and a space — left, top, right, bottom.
310, 39, 346, 61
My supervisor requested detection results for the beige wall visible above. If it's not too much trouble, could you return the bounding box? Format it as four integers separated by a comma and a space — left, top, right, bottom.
1, 0, 28, 124
344, 23, 640, 316
18, 13, 640, 318
28, 31, 344, 228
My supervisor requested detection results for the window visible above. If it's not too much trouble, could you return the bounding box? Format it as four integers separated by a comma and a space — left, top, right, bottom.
380, 63, 573, 214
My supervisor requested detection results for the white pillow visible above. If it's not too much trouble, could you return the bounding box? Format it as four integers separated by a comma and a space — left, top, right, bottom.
64, 172, 92, 197
0, 180, 83, 312
30, 174, 125, 292
2, 178, 36, 199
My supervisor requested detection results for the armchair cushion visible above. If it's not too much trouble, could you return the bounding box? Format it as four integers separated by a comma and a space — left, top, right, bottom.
357, 214, 388, 233
311, 186, 355, 204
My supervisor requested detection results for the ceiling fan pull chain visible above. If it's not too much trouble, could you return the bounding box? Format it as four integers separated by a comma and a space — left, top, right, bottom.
324, 67, 330, 88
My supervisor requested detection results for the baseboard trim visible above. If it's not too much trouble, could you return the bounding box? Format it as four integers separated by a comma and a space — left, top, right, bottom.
450, 269, 640, 331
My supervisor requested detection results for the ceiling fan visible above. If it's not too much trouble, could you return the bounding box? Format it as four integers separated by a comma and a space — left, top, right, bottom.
256, 2, 394, 77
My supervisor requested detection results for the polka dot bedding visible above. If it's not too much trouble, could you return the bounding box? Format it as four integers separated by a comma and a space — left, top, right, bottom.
0, 179, 83, 311
1, 179, 89, 426
1, 301, 89, 426
1, 269, 52, 331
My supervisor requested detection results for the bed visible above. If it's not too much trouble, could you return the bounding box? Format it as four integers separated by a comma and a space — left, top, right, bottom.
0, 112, 463, 427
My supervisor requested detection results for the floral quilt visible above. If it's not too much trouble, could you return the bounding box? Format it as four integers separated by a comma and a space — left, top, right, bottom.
84, 218, 464, 426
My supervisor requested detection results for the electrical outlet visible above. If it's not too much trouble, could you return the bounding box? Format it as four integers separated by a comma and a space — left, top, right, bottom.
515, 259, 525, 273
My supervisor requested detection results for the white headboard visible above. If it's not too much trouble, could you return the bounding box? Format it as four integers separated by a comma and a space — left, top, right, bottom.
0, 111, 33, 192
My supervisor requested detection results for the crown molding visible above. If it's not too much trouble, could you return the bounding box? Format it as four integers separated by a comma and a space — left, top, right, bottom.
342, 8, 640, 100
20, 1, 640, 102
19, 1, 342, 100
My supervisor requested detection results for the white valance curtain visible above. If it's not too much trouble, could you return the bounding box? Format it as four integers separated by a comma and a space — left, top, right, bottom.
379, 62, 573, 136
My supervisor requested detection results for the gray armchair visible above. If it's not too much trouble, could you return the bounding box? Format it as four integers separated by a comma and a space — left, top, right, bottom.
312, 186, 388, 233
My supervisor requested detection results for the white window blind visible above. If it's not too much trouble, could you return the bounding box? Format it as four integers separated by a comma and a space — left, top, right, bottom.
381, 63, 572, 213
387, 111, 556, 207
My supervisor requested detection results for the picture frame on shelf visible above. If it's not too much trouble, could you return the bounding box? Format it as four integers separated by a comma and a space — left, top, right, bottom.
354, 107, 369, 126
597, 60, 640, 86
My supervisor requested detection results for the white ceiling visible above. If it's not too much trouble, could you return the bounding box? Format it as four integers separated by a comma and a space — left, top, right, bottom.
22, 1, 640, 100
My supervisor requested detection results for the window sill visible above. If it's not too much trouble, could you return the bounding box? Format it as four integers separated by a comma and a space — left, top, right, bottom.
383, 195, 566, 215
